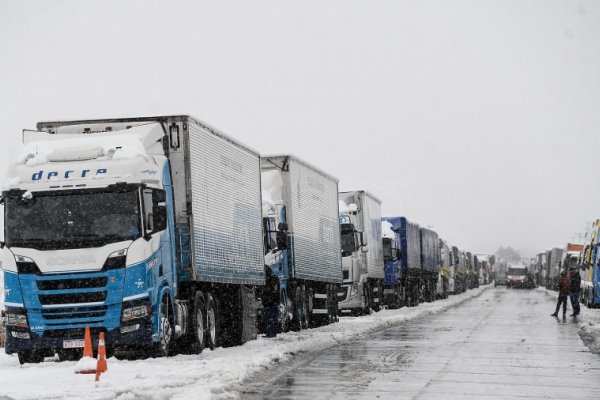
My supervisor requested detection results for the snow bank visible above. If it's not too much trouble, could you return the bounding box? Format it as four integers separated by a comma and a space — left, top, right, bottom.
0, 285, 490, 400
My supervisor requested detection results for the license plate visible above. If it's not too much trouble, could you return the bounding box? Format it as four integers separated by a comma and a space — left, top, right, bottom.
63, 339, 85, 349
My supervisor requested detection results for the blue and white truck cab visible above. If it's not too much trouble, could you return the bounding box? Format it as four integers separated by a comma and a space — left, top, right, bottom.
2, 116, 265, 364
2, 123, 175, 363
260, 155, 341, 331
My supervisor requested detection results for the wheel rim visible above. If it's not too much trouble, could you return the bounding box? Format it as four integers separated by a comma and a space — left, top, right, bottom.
208, 306, 216, 344
160, 300, 172, 351
196, 306, 204, 344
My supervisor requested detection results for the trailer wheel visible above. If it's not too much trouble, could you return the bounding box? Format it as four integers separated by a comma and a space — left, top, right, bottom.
155, 294, 174, 357
18, 351, 44, 365
363, 283, 372, 315
206, 294, 219, 350
291, 286, 306, 331
191, 292, 206, 354
302, 286, 312, 329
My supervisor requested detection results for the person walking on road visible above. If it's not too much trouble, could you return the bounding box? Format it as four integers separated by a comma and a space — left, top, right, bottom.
551, 270, 570, 317
569, 266, 581, 317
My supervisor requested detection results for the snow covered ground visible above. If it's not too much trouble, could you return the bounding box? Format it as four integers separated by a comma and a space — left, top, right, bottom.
539, 287, 600, 355
0, 286, 490, 400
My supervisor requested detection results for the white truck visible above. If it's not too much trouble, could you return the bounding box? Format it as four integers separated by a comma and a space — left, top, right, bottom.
338, 191, 384, 315
2, 116, 264, 363
260, 155, 342, 330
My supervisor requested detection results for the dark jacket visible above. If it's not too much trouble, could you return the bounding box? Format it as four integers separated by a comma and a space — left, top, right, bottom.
558, 273, 571, 296
570, 270, 581, 293
262, 269, 280, 308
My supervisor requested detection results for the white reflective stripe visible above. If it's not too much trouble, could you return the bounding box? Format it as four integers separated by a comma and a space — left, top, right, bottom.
340, 309, 352, 313
373, 298, 380, 303
4, 302, 24, 308
314, 294, 327, 299
42, 302, 104, 309
123, 293, 149, 302
312, 309, 328, 314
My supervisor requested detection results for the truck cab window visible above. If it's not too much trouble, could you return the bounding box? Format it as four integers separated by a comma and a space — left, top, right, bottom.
143, 189, 154, 233
340, 224, 356, 257
383, 238, 397, 262
263, 217, 277, 254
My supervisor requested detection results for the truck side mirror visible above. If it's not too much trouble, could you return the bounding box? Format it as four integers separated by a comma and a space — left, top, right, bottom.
154, 202, 167, 231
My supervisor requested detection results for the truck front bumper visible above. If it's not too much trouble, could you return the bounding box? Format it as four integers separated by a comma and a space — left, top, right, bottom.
4, 319, 153, 355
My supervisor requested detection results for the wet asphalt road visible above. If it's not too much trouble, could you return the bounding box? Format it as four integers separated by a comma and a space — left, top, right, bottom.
243, 288, 600, 399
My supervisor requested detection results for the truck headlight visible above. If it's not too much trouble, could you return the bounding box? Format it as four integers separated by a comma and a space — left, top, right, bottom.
6, 312, 28, 329
350, 283, 359, 296
122, 302, 151, 322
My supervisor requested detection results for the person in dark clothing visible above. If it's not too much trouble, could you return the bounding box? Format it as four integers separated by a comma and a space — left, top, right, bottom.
262, 266, 280, 338
569, 266, 581, 317
551, 270, 570, 317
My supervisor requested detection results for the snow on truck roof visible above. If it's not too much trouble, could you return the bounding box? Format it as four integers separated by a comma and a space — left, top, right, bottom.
19, 123, 163, 165
381, 220, 396, 239
339, 200, 358, 214
261, 154, 339, 183
36, 115, 261, 158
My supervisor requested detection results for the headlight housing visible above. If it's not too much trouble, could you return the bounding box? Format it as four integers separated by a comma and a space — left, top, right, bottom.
122, 301, 151, 322
102, 248, 128, 271
350, 282, 359, 296
5, 310, 28, 329
14, 255, 41, 275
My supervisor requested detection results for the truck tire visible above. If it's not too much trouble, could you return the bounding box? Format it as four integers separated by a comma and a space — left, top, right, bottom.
206, 294, 220, 350
363, 283, 372, 315
155, 294, 174, 357
190, 292, 206, 354
290, 286, 303, 332
18, 351, 44, 365
303, 287, 312, 329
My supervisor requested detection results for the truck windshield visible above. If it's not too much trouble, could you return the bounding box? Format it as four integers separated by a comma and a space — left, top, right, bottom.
4, 188, 141, 250
340, 224, 356, 257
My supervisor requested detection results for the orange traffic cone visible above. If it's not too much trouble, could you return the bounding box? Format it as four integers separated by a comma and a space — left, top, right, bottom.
74, 326, 96, 374
95, 332, 108, 382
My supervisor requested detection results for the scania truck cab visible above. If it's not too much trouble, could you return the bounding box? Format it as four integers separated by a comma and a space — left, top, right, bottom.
3, 116, 264, 364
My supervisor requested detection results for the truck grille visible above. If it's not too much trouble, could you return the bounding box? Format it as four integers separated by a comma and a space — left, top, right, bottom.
39, 291, 107, 305
42, 305, 108, 320
37, 277, 107, 291
43, 326, 106, 338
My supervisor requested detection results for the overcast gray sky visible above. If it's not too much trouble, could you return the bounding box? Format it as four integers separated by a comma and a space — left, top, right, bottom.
1, 1, 599, 257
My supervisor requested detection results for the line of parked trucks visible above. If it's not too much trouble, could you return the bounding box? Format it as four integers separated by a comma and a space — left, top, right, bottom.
529, 220, 600, 308
1, 115, 489, 364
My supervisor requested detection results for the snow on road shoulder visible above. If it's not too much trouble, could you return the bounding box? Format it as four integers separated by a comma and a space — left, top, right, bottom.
0, 285, 490, 400
538, 286, 600, 355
